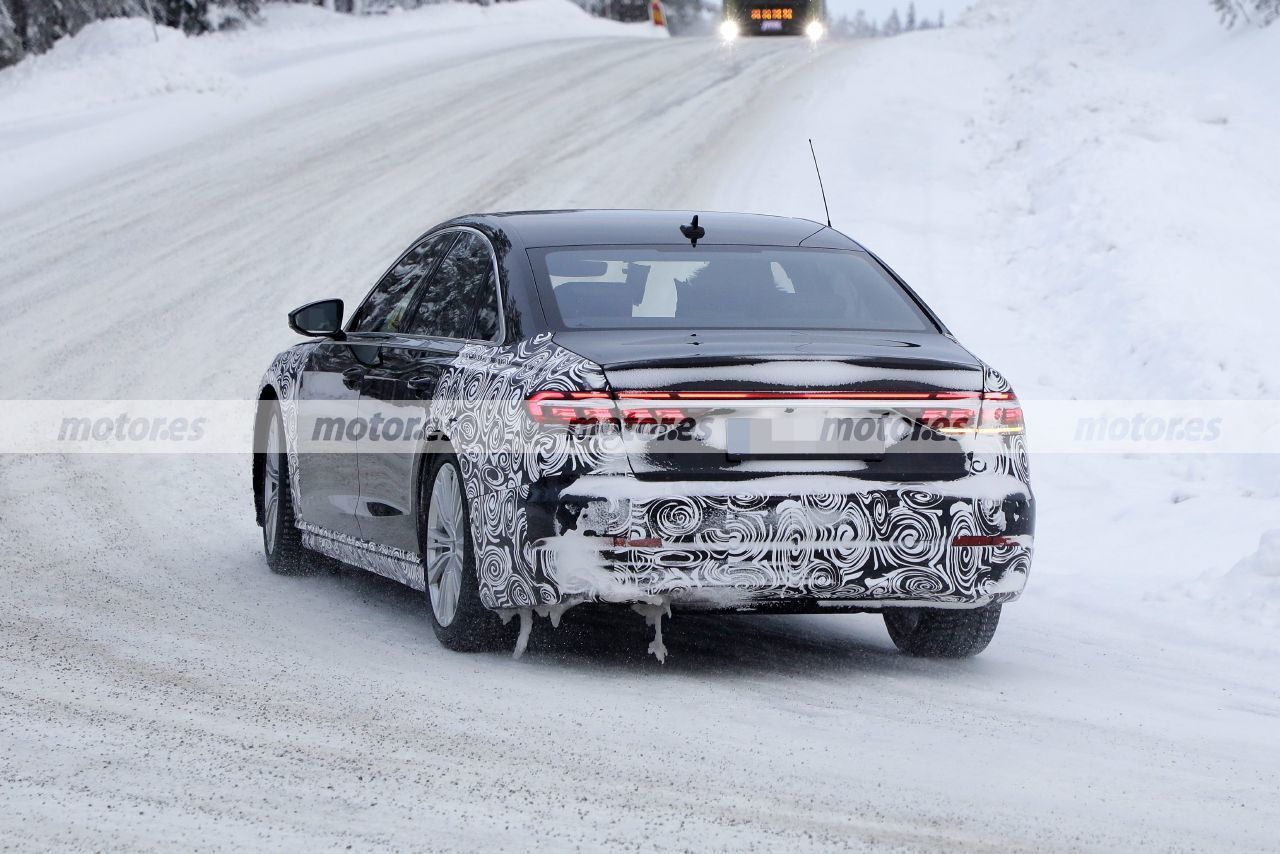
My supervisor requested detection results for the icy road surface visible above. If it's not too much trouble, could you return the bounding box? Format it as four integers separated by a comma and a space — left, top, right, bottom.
2, 6, 1279, 851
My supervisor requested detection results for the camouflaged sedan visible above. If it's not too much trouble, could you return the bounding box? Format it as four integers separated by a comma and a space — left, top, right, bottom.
254, 210, 1033, 658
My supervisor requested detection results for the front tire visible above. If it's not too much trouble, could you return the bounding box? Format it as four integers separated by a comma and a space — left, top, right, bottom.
260, 403, 308, 575
420, 453, 518, 652
883, 603, 1002, 658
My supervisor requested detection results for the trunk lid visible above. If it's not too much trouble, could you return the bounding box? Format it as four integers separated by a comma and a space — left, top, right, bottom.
554, 330, 983, 480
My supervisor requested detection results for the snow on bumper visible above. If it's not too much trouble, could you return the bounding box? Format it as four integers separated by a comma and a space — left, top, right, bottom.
533, 474, 1034, 609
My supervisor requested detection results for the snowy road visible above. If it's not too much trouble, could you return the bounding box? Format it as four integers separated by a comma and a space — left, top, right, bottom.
3, 11, 1280, 852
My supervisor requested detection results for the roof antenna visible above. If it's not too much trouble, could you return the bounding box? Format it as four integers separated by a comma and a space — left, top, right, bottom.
680, 214, 705, 247
808, 139, 832, 228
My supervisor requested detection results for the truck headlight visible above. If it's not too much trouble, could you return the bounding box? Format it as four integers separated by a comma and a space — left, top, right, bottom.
720, 20, 740, 40
805, 20, 825, 40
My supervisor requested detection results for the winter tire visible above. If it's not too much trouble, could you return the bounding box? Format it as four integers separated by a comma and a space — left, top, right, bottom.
259, 401, 309, 575
421, 453, 518, 652
883, 603, 1002, 658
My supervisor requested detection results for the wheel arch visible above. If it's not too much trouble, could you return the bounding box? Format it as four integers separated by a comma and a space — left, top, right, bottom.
412, 430, 456, 552
252, 386, 280, 528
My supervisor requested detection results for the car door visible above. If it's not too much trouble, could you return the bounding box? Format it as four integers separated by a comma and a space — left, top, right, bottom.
356, 229, 503, 555
292, 338, 371, 540
297, 231, 457, 541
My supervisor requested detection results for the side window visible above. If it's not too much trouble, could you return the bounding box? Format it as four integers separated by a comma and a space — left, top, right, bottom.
472, 256, 500, 342
405, 232, 500, 340
347, 233, 456, 333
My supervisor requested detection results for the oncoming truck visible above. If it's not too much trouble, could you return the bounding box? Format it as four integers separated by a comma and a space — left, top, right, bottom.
720, 0, 826, 39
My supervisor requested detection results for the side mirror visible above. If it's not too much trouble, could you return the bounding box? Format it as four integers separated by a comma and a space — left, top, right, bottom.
288, 299, 345, 340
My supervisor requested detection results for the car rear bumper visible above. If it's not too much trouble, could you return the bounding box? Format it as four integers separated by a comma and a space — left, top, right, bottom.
530, 474, 1034, 610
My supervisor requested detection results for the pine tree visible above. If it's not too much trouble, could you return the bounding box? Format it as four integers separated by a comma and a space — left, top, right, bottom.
883, 7, 901, 36
156, 0, 209, 34
851, 8, 870, 37
229, 0, 259, 21
1254, 0, 1280, 25
0, 0, 269, 62
905, 1, 915, 31
938, 10, 944, 27
1211, 0, 1280, 28
1211, 0, 1240, 26
10, 0, 139, 54
0, 0, 20, 67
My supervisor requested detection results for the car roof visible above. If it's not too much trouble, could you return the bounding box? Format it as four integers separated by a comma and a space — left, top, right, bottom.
464, 209, 866, 250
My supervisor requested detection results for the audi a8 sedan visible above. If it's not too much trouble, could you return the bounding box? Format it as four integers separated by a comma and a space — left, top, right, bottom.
254, 210, 1033, 658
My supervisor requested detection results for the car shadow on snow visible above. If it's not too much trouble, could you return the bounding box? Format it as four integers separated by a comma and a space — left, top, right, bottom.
522, 605, 935, 677
307, 559, 985, 678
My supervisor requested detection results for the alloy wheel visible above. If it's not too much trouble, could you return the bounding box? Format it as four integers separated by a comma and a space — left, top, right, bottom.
263, 416, 281, 554
425, 463, 466, 627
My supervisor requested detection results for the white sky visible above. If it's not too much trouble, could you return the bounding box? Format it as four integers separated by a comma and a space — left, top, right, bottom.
826, 0, 975, 26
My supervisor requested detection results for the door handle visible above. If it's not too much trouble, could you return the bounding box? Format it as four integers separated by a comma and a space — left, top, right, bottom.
342, 366, 367, 391
406, 374, 439, 398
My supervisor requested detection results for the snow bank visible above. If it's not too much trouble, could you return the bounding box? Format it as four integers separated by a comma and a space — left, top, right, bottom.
0, 19, 230, 118
954, 0, 1280, 403
1221, 530, 1280, 625
1175, 529, 1280, 629
0, 0, 661, 120
709, 0, 1280, 638
0, 0, 663, 211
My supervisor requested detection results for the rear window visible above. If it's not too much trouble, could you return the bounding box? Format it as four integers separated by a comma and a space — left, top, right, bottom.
529, 246, 935, 332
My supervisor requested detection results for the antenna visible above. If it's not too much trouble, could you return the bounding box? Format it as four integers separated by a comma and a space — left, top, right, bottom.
679, 214, 705, 247
808, 138, 832, 228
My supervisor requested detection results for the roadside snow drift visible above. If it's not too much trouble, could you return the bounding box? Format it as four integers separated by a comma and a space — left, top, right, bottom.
0, 0, 664, 211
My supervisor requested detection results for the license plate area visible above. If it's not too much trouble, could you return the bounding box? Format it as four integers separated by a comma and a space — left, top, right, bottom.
619, 399, 892, 459
611, 390, 979, 476
760, 20, 783, 31
724, 412, 888, 460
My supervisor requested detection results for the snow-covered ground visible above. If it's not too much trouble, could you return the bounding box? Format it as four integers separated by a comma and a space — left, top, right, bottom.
2, 1, 1279, 849
0, 0, 664, 212
712, 0, 1280, 636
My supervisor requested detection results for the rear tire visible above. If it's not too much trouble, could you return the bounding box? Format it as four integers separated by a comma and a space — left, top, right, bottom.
883, 603, 1002, 658
420, 453, 518, 652
260, 403, 309, 575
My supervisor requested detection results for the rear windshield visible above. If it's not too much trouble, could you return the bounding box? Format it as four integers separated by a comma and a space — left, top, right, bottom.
529, 246, 935, 332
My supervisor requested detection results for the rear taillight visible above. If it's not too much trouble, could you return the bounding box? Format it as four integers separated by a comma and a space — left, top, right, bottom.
618, 405, 692, 425
525, 391, 691, 426
525, 389, 1023, 435
614, 391, 982, 402
920, 392, 1024, 436
525, 391, 615, 426
919, 407, 976, 434
977, 391, 1025, 435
